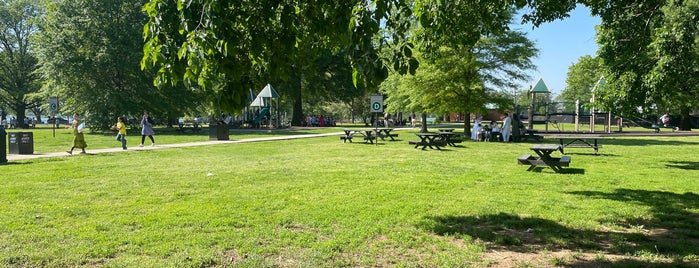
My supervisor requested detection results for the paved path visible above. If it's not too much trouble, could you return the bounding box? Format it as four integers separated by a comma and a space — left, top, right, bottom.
6, 132, 344, 161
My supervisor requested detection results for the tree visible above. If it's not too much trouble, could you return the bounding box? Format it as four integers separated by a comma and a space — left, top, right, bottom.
585, 0, 699, 129
0, 0, 41, 128
141, 0, 576, 113
34, 0, 198, 130
559, 55, 604, 111
381, 26, 538, 134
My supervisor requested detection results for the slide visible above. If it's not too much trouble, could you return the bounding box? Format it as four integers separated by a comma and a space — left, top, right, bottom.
624, 117, 673, 132
253, 107, 270, 124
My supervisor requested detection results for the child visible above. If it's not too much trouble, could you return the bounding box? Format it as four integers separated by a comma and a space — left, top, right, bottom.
113, 117, 127, 150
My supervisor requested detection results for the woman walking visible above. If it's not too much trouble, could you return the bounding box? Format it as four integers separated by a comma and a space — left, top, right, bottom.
139, 111, 156, 147
66, 113, 87, 154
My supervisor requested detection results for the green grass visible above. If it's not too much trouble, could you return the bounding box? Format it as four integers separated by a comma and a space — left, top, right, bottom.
5, 125, 343, 154
1, 127, 698, 267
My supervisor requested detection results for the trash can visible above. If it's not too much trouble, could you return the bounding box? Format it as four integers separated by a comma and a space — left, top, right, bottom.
0, 126, 7, 163
209, 124, 229, 141
8, 132, 33, 154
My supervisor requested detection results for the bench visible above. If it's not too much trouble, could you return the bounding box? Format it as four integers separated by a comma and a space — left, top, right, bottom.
340, 136, 354, 143
559, 155, 571, 166
518, 154, 534, 165
518, 153, 571, 172
564, 144, 602, 149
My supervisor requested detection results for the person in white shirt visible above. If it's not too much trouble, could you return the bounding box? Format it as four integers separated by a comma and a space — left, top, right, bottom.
501, 113, 512, 142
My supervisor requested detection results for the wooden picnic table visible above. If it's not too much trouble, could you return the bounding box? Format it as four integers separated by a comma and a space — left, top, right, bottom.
374, 128, 398, 141
436, 131, 458, 146
340, 129, 364, 143
555, 135, 603, 155
410, 132, 444, 150
518, 144, 570, 173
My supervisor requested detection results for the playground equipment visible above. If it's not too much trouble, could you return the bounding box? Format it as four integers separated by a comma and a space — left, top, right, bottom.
253, 107, 270, 124
525, 77, 618, 133
527, 78, 551, 130
249, 84, 280, 128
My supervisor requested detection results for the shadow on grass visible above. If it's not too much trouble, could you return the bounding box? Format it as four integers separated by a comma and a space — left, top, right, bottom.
418, 189, 699, 267
525, 167, 586, 174
600, 138, 699, 147
0, 161, 31, 166
562, 152, 619, 157
665, 161, 699, 170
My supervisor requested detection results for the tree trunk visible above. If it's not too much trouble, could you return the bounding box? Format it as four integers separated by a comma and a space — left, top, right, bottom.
420, 113, 428, 133
464, 113, 471, 136
292, 97, 303, 126
14, 101, 27, 129
679, 107, 692, 131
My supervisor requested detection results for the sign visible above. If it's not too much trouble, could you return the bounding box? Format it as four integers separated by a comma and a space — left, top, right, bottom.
370, 94, 383, 113
49, 97, 59, 112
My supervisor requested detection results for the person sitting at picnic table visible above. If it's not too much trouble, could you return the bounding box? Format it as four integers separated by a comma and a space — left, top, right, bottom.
489, 121, 501, 141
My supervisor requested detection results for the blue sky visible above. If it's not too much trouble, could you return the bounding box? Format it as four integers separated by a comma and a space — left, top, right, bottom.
512, 5, 601, 96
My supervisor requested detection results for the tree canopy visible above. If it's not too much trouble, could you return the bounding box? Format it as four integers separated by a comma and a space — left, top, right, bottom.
559, 55, 604, 107
34, 0, 199, 129
381, 24, 538, 133
0, 0, 41, 127
586, 0, 699, 129
141, 0, 576, 113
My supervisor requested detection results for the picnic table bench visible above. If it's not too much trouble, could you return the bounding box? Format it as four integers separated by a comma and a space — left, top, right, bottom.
518, 144, 570, 173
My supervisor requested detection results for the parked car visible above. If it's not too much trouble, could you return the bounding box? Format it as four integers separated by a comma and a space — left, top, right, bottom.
46, 117, 70, 125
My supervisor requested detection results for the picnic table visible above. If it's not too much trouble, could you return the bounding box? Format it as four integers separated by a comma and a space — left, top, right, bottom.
374, 128, 399, 141
555, 135, 603, 155
410, 132, 445, 150
340, 129, 363, 143
518, 144, 571, 173
176, 122, 201, 133
521, 129, 543, 142
340, 129, 376, 144
436, 131, 459, 146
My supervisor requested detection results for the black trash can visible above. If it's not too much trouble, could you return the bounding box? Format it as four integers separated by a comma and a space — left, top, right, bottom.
209, 124, 229, 141
8, 132, 33, 154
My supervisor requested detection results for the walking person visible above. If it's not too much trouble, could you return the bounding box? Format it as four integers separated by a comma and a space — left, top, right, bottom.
501, 112, 512, 142
113, 116, 128, 150
139, 111, 156, 147
66, 113, 87, 154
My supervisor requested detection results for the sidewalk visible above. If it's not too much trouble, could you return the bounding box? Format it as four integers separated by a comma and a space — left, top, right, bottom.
6, 132, 343, 161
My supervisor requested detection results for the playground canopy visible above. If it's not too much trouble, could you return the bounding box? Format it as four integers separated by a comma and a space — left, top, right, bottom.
258, 84, 280, 99
530, 77, 551, 94
249, 84, 280, 127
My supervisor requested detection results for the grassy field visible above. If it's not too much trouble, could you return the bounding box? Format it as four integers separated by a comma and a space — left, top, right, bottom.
1, 126, 698, 267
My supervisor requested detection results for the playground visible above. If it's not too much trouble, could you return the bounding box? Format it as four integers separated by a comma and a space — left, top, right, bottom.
518, 78, 695, 135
